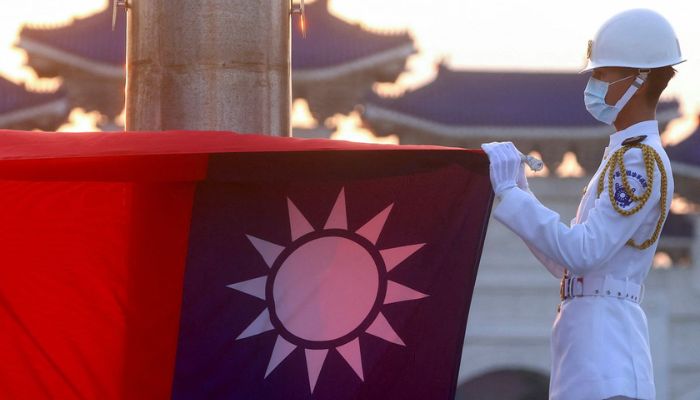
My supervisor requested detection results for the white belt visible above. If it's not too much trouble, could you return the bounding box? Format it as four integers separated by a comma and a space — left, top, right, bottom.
560, 274, 644, 304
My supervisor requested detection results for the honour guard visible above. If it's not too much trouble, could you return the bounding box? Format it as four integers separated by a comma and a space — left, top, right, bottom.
481, 9, 684, 400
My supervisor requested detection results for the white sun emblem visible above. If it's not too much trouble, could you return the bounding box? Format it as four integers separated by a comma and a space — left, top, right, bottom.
227, 188, 428, 394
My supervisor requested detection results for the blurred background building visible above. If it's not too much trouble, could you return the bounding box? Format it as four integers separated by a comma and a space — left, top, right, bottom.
1, 1, 699, 398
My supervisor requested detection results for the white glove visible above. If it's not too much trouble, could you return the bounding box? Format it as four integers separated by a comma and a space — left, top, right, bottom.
480, 141, 521, 197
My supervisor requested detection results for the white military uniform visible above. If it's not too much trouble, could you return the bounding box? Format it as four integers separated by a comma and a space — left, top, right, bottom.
492, 120, 673, 400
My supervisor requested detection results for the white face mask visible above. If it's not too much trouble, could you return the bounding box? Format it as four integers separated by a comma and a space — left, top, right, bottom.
584, 73, 647, 125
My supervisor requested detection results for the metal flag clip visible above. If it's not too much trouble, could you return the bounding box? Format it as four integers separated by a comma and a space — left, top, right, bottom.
112, 0, 130, 31
519, 153, 544, 172
291, 0, 306, 38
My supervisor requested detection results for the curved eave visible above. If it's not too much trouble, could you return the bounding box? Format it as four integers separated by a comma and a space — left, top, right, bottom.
0, 98, 69, 127
19, 33, 412, 83
18, 37, 124, 79
362, 103, 680, 140
293, 43, 415, 83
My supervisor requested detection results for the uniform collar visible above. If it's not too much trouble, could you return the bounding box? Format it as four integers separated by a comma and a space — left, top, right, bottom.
608, 120, 659, 149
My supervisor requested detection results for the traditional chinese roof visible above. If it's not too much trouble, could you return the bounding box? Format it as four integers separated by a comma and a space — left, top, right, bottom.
18, 6, 126, 77
0, 78, 63, 113
292, 0, 415, 72
18, 0, 414, 77
363, 64, 680, 131
0, 77, 68, 130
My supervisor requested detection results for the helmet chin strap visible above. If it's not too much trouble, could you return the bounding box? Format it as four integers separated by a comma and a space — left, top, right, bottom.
614, 69, 650, 111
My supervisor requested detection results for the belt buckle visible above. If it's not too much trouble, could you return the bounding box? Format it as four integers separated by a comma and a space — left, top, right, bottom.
560, 276, 584, 301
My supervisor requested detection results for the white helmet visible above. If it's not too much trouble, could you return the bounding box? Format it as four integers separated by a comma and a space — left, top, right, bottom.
581, 8, 685, 73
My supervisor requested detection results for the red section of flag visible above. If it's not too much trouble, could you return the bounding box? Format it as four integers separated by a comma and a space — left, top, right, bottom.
0, 168, 201, 399
0, 130, 459, 161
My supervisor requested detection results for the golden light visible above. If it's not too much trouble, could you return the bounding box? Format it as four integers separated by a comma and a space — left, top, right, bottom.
328, 111, 399, 144
58, 108, 104, 132
661, 113, 699, 147
556, 151, 585, 178
300, 15, 307, 38
653, 251, 673, 269
372, 53, 438, 98
291, 98, 318, 129
115, 107, 126, 130
0, 0, 107, 86
670, 194, 700, 215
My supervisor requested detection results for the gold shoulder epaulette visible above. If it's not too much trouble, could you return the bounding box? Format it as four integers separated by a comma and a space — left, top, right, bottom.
596, 140, 668, 250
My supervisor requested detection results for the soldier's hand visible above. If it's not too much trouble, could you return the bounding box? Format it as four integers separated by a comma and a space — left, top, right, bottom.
480, 141, 521, 197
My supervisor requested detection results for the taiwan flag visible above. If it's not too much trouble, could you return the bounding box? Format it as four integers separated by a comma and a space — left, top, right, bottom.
0, 130, 493, 400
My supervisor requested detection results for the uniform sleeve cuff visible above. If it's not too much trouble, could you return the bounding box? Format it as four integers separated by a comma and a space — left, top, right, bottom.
493, 186, 530, 223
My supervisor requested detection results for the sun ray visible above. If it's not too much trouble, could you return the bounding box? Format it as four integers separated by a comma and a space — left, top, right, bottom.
355, 204, 393, 245
336, 338, 364, 381
323, 188, 347, 230
384, 281, 428, 305
305, 349, 328, 393
365, 312, 405, 346
236, 309, 275, 340
246, 235, 284, 267
380, 243, 425, 272
265, 335, 297, 378
227, 276, 267, 300
287, 198, 315, 240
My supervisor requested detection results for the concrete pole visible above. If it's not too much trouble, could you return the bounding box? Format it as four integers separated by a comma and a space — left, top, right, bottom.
125, 0, 291, 136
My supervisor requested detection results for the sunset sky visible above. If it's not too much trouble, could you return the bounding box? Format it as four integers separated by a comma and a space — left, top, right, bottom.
0, 0, 698, 129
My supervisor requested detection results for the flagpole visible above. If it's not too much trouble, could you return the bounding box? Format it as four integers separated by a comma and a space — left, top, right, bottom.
124, 0, 291, 136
